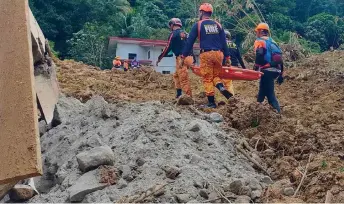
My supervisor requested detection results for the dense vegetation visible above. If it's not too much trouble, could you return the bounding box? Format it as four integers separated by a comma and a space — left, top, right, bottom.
30, 0, 344, 68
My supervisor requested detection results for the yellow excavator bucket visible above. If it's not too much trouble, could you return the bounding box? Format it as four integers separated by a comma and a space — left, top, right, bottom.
0, 0, 59, 199
29, 8, 60, 126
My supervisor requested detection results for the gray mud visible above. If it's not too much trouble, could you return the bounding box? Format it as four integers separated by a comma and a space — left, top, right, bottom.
29, 96, 265, 203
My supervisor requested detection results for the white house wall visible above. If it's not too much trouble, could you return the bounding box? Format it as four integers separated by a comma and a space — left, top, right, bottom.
150, 46, 176, 74
116, 43, 147, 60
115, 42, 200, 74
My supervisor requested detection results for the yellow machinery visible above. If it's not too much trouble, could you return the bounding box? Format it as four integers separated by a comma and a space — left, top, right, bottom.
0, 0, 59, 198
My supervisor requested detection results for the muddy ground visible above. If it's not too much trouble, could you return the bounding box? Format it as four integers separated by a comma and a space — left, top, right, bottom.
56, 51, 344, 203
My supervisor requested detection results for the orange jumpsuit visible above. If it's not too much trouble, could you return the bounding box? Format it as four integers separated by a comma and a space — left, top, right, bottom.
175, 56, 193, 96
199, 51, 225, 96
113, 60, 121, 68
158, 28, 193, 97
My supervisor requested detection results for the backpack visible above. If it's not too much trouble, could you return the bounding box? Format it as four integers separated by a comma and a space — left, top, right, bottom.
259, 37, 283, 67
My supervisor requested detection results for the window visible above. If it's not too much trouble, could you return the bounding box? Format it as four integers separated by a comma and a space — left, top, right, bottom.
148, 51, 151, 59
128, 53, 137, 60
162, 71, 171, 74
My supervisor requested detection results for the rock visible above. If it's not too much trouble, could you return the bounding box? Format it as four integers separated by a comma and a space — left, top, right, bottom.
177, 95, 194, 105
184, 121, 201, 132
235, 195, 251, 203
239, 186, 252, 196
251, 190, 262, 200
190, 154, 202, 164
230, 179, 244, 194
165, 166, 181, 180
76, 146, 115, 172
208, 192, 218, 200
199, 189, 209, 199
68, 169, 108, 202
38, 120, 48, 136
247, 178, 262, 191
209, 112, 224, 123
193, 180, 203, 189
119, 165, 133, 182
187, 200, 199, 203
175, 194, 191, 203
136, 157, 145, 166
9, 184, 35, 201
117, 178, 127, 189
261, 176, 273, 184
283, 187, 295, 196
101, 106, 112, 119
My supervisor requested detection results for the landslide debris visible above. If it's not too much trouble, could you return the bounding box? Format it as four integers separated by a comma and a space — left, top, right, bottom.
214, 51, 344, 203
27, 96, 265, 203
27, 51, 344, 203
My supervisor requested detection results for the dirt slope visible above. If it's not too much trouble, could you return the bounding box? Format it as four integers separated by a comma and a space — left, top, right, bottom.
56, 51, 344, 203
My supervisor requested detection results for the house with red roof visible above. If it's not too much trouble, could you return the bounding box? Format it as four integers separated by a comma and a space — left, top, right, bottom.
108, 37, 200, 74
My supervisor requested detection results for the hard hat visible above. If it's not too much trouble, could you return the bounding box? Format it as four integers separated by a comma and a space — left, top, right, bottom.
199, 3, 213, 13
255, 23, 270, 32
224, 30, 231, 39
168, 18, 182, 27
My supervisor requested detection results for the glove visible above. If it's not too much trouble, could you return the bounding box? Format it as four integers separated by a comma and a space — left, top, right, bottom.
156, 60, 160, 66
277, 75, 284, 85
225, 57, 231, 66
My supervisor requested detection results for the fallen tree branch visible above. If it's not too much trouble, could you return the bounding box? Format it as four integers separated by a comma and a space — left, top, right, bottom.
293, 154, 312, 197
236, 144, 270, 176
212, 185, 231, 203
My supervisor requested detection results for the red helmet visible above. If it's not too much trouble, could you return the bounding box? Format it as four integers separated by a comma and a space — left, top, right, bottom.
169, 18, 182, 27
199, 3, 213, 13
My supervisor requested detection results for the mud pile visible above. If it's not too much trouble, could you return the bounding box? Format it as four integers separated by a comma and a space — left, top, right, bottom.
214, 51, 344, 203
28, 96, 266, 203
56, 60, 176, 103
52, 51, 344, 203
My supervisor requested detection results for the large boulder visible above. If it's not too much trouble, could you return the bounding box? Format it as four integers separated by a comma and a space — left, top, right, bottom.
9, 184, 35, 201
76, 146, 115, 172
68, 169, 108, 202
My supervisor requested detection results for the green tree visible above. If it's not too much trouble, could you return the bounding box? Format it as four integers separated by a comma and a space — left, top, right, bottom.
305, 13, 344, 50
68, 23, 114, 68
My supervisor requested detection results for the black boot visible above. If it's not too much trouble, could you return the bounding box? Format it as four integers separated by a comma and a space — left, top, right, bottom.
201, 96, 217, 108
176, 89, 182, 98
216, 83, 233, 99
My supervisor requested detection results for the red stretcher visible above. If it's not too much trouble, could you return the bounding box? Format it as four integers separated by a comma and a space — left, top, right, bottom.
191, 66, 263, 81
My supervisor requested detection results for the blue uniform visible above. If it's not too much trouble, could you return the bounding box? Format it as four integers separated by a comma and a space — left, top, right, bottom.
158, 29, 190, 61
182, 19, 229, 57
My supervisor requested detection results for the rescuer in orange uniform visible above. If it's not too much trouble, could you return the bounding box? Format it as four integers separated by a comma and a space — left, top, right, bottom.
254, 23, 284, 113
181, 3, 231, 108
157, 18, 194, 98
113, 56, 122, 69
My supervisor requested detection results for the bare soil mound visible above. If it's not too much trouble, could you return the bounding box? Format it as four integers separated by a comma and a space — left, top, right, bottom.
54, 51, 344, 202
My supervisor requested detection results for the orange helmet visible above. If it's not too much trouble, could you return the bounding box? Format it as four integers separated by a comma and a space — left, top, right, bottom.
255, 23, 270, 32
199, 3, 213, 13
